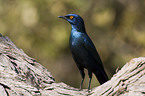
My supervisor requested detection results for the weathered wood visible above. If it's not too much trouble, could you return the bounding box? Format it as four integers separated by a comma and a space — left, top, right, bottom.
0, 34, 144, 96
91, 57, 145, 96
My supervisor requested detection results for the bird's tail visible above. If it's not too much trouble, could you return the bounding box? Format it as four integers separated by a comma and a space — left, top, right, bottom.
94, 68, 108, 84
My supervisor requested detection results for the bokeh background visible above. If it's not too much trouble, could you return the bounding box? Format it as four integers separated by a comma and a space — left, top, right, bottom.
0, 0, 145, 89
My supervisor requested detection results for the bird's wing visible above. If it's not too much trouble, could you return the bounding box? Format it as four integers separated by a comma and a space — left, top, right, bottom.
83, 35, 103, 67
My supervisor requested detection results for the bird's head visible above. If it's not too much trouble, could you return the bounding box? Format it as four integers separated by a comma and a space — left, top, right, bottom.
58, 14, 84, 26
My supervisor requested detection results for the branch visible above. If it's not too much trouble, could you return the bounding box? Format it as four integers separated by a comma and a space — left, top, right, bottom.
0, 34, 144, 96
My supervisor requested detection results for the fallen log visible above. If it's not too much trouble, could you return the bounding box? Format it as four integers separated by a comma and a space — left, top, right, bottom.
0, 34, 144, 96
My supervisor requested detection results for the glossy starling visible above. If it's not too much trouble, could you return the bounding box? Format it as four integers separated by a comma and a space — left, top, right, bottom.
58, 14, 108, 91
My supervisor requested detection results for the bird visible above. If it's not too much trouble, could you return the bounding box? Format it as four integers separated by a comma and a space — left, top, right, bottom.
58, 14, 108, 91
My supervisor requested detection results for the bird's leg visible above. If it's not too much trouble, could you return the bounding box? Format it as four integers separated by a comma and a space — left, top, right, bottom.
88, 71, 92, 91
80, 78, 84, 90
88, 77, 92, 91
79, 69, 85, 90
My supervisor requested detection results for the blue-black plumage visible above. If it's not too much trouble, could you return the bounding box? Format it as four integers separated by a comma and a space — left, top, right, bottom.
58, 14, 108, 91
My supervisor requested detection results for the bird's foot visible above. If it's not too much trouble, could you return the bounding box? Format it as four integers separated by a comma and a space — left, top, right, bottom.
79, 88, 82, 91
87, 89, 91, 93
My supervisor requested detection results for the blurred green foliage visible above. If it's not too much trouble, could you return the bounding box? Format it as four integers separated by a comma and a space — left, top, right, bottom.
0, 0, 145, 89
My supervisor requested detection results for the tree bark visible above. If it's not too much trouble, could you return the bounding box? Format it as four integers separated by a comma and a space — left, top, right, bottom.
0, 34, 144, 96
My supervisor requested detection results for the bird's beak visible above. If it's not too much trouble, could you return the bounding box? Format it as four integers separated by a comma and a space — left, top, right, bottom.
58, 16, 67, 20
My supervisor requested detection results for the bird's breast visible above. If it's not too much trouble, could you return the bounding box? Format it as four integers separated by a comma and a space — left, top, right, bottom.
72, 31, 81, 38
70, 32, 83, 47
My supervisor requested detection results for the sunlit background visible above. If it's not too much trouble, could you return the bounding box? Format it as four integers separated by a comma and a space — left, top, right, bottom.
0, 0, 145, 89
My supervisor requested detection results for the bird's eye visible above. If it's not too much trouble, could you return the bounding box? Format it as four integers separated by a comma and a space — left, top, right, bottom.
69, 16, 73, 19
